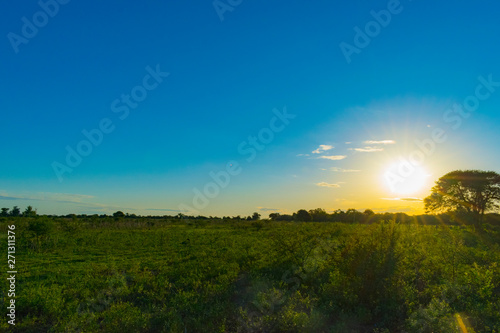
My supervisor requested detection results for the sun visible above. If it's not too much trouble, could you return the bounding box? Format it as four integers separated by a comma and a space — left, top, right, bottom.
383, 161, 430, 196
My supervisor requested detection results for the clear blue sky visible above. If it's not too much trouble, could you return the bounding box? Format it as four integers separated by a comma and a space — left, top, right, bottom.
2, 0, 500, 216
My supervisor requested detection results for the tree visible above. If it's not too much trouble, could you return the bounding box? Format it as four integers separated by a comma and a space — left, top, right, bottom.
362, 209, 376, 223
269, 213, 280, 220
113, 211, 125, 218
346, 208, 362, 223
424, 170, 500, 224
10, 206, 21, 217
332, 209, 346, 222
363, 209, 375, 216
308, 208, 328, 222
252, 212, 261, 220
23, 206, 37, 217
1, 208, 9, 217
294, 209, 311, 222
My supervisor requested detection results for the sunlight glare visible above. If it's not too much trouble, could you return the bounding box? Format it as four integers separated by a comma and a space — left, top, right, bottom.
383, 160, 431, 195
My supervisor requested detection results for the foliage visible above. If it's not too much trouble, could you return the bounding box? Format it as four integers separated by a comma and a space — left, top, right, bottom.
295, 209, 312, 222
23, 205, 37, 217
10, 206, 21, 217
1, 207, 9, 216
424, 170, 500, 219
113, 211, 125, 218
0, 216, 499, 332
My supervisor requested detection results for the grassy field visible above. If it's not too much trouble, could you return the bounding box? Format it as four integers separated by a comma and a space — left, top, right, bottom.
1, 217, 499, 332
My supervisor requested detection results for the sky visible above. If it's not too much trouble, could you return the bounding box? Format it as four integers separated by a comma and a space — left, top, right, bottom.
1, 0, 500, 216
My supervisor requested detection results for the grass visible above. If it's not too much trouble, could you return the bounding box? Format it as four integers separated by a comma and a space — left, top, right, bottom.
1, 217, 499, 332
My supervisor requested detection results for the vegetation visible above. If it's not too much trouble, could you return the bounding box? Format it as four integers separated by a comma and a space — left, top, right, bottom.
424, 170, 500, 225
1, 211, 499, 332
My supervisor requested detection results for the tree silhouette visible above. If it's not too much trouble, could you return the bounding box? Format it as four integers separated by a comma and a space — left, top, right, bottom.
113, 211, 125, 218
1, 208, 9, 217
295, 209, 311, 222
424, 170, 500, 224
308, 208, 328, 221
10, 206, 21, 217
251, 212, 261, 220
23, 206, 37, 217
363, 209, 375, 216
269, 213, 280, 220
345, 208, 362, 223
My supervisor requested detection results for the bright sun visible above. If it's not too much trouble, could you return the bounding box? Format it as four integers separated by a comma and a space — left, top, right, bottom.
383, 161, 430, 196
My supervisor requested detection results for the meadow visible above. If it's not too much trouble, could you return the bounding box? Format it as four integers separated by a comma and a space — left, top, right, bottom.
1, 216, 499, 332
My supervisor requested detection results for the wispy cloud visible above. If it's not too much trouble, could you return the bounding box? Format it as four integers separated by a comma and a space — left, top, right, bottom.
257, 207, 280, 212
312, 144, 334, 154
0, 191, 94, 204
0, 191, 124, 213
318, 155, 347, 160
0, 195, 23, 201
296, 153, 310, 157
364, 140, 396, 145
316, 182, 341, 188
40, 192, 95, 203
352, 147, 384, 153
145, 208, 181, 212
328, 167, 361, 173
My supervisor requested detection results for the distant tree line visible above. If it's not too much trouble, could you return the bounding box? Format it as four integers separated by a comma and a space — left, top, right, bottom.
269, 208, 500, 225
268, 208, 376, 223
3, 169, 498, 227
3, 205, 500, 226
1, 206, 36, 217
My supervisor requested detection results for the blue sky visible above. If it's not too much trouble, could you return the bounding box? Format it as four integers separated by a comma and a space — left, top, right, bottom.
1, 0, 500, 216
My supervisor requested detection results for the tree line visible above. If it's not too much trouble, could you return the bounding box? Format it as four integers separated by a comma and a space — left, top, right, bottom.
2, 170, 498, 226
0, 205, 36, 217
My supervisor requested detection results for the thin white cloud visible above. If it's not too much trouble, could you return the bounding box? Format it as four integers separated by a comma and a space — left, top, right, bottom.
40, 192, 95, 203
316, 182, 341, 188
312, 144, 334, 154
353, 147, 384, 153
318, 155, 347, 160
329, 167, 361, 173
258, 207, 280, 212
345, 142, 352, 144
296, 153, 310, 157
364, 140, 396, 145
0, 191, 95, 204
145, 208, 181, 212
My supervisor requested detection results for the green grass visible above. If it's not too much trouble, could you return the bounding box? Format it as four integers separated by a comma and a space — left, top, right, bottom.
1, 218, 499, 332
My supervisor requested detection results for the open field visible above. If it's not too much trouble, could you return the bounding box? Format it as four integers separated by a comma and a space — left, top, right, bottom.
1, 217, 500, 332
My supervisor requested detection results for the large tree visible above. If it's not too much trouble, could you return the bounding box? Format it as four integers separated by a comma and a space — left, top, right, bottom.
424, 170, 500, 220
